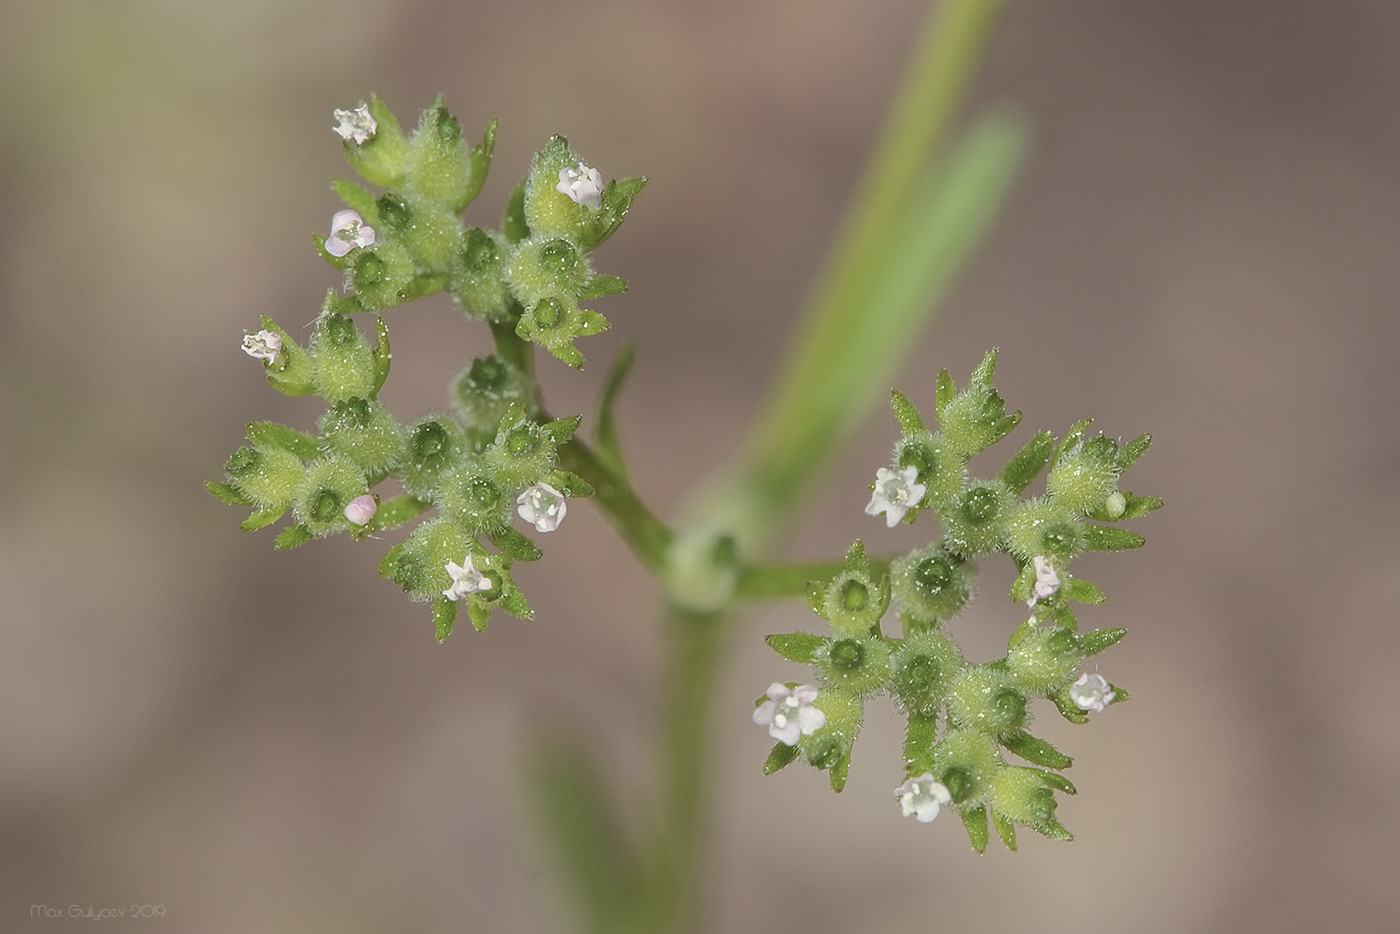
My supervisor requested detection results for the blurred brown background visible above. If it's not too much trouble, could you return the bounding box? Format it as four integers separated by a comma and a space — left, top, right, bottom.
3, 0, 1398, 931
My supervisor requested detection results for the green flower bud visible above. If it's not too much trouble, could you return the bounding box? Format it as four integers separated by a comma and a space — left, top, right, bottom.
346, 241, 417, 313
819, 568, 890, 637
889, 631, 961, 718
514, 295, 609, 369
506, 235, 590, 306
224, 445, 304, 509
437, 466, 512, 536
311, 313, 376, 403
452, 228, 514, 322
453, 354, 538, 431
798, 687, 863, 791
946, 665, 1028, 738
931, 729, 1002, 806
405, 101, 470, 208
388, 517, 472, 602
386, 194, 462, 274
1046, 435, 1122, 515
890, 546, 972, 627
813, 635, 892, 696
936, 350, 1022, 457
317, 397, 405, 474
989, 766, 1061, 831
1006, 626, 1085, 696
291, 457, 367, 537
1004, 497, 1087, 562
485, 410, 567, 489
893, 430, 965, 510
257, 316, 316, 396
401, 414, 467, 499
941, 482, 1013, 558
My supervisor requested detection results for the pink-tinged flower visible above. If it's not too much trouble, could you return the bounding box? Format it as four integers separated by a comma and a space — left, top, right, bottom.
241, 329, 282, 362
343, 494, 377, 526
1028, 554, 1061, 606
753, 682, 826, 746
895, 773, 952, 823
1069, 672, 1116, 713
556, 162, 604, 210
333, 104, 377, 145
325, 209, 376, 257
864, 465, 926, 528
442, 554, 492, 602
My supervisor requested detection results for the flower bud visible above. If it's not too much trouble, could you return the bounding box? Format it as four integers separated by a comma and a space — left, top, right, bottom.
889, 631, 961, 717
347, 241, 417, 313
341, 95, 409, 189
311, 313, 376, 403
318, 397, 406, 474
819, 568, 890, 637
946, 665, 1028, 738
931, 729, 1001, 806
797, 687, 863, 792
454, 355, 539, 433
452, 228, 513, 322
1007, 626, 1085, 695
1004, 497, 1087, 562
1046, 434, 1122, 515
813, 635, 892, 696
381, 193, 462, 274
506, 235, 589, 307
437, 467, 512, 536
224, 445, 304, 509
291, 457, 367, 537
890, 546, 971, 628
401, 414, 467, 499
941, 482, 1013, 558
405, 100, 470, 209
385, 517, 472, 602
523, 135, 598, 241
988, 766, 1062, 832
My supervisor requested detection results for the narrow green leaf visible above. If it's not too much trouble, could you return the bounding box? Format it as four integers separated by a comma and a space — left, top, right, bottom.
999, 430, 1054, 494
890, 389, 926, 434
370, 315, 391, 398
970, 347, 999, 387
805, 580, 825, 615
580, 175, 647, 251
1082, 627, 1128, 656
433, 596, 458, 641
331, 177, 380, 221
378, 543, 405, 580
765, 632, 827, 664
991, 808, 1017, 851
1006, 615, 1036, 650
1062, 578, 1105, 604
1116, 493, 1164, 521
547, 470, 595, 499
542, 414, 583, 446
961, 805, 990, 854
525, 733, 638, 934
595, 342, 636, 482
1051, 690, 1089, 724
579, 273, 629, 301
461, 117, 498, 209
240, 506, 285, 532
763, 742, 800, 775
502, 180, 529, 243
490, 528, 542, 562
467, 600, 492, 631
1035, 769, 1077, 795
246, 422, 321, 460
828, 753, 851, 793
1049, 418, 1093, 471
934, 368, 956, 417
1002, 730, 1073, 769
499, 586, 535, 620
1117, 432, 1152, 470
273, 524, 313, 550
1084, 525, 1146, 551
903, 714, 938, 773
844, 540, 870, 575
1036, 818, 1074, 842
205, 480, 253, 506
1053, 603, 1078, 631
373, 496, 430, 532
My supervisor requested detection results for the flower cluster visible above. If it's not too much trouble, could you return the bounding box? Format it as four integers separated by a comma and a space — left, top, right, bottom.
208, 96, 645, 639
757, 350, 1159, 850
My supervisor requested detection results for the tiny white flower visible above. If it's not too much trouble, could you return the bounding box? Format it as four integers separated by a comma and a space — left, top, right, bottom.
343, 494, 377, 526
325, 209, 376, 258
1069, 672, 1116, 713
753, 682, 826, 746
333, 104, 377, 144
442, 554, 493, 602
516, 482, 567, 533
241, 329, 282, 362
864, 465, 927, 528
1028, 554, 1061, 606
556, 162, 604, 210
895, 772, 952, 823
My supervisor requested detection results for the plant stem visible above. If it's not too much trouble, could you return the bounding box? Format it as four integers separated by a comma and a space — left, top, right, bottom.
558, 437, 673, 574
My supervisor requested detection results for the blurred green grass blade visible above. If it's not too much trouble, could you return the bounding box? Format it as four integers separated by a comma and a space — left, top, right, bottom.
743, 113, 1026, 518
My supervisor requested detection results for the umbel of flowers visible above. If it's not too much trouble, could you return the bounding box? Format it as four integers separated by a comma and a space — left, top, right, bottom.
756, 350, 1160, 850
207, 96, 644, 640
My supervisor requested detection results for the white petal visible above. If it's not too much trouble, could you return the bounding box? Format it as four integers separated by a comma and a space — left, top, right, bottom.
324, 236, 351, 257
753, 700, 777, 726
770, 720, 801, 746
795, 706, 826, 735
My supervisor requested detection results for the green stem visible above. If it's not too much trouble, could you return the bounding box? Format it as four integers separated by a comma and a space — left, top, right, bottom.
558, 437, 673, 574
735, 557, 894, 599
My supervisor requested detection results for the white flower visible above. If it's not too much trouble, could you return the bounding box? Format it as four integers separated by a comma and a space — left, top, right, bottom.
325, 209, 376, 257
241, 329, 282, 362
442, 554, 493, 602
333, 104, 377, 144
1069, 672, 1115, 713
753, 682, 825, 746
343, 494, 377, 526
1028, 554, 1061, 606
864, 465, 927, 528
516, 482, 567, 533
556, 162, 604, 210
895, 773, 952, 823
